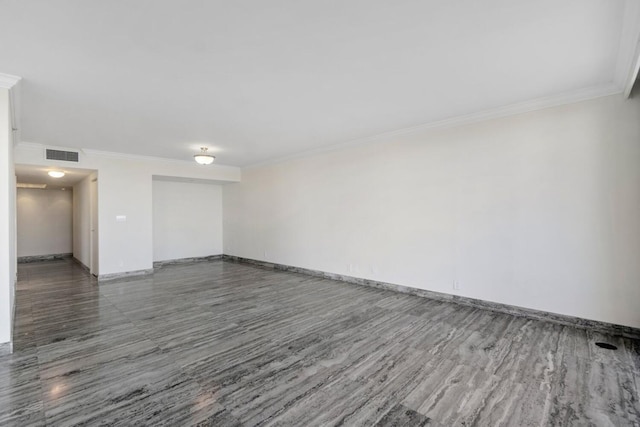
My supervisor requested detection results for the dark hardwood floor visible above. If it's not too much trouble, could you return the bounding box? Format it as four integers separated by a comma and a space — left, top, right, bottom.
1, 259, 639, 426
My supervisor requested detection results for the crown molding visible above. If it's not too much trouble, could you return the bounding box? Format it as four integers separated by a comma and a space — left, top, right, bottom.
623, 44, 640, 98
615, 0, 640, 97
0, 73, 21, 89
1, 73, 23, 146
83, 148, 196, 164
15, 141, 48, 150
245, 83, 622, 169
82, 148, 237, 171
16, 142, 238, 171
16, 141, 79, 154
19, 142, 195, 164
18, 142, 196, 164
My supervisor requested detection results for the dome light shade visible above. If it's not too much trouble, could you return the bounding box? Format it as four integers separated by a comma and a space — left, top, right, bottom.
194, 147, 215, 165
48, 170, 65, 178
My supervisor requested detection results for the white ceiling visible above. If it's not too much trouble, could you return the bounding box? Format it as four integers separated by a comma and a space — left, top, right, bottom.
0, 0, 636, 166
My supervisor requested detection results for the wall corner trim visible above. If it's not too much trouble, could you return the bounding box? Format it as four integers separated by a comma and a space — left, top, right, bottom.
97, 268, 154, 282
244, 83, 622, 169
0, 73, 21, 90
0, 342, 12, 356
153, 255, 223, 269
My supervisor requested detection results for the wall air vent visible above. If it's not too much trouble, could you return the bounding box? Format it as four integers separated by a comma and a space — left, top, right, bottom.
46, 149, 79, 162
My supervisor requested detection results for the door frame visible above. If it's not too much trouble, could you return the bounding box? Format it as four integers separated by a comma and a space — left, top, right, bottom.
89, 176, 99, 276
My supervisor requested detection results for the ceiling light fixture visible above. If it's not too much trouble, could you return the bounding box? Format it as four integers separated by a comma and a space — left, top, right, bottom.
194, 147, 215, 165
48, 170, 65, 178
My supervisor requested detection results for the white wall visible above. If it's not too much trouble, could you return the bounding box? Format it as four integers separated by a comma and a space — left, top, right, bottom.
224, 94, 640, 329
97, 161, 153, 274
152, 179, 223, 261
73, 175, 92, 267
0, 88, 16, 344
17, 188, 72, 257
14, 146, 240, 277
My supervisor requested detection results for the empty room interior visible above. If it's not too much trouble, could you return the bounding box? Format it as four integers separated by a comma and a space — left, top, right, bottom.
1, 1, 640, 426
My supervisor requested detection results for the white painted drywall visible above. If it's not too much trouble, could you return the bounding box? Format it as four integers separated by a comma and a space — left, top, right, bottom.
97, 161, 152, 275
224, 94, 640, 329
152, 179, 223, 262
17, 188, 72, 257
13, 146, 240, 276
0, 88, 16, 344
73, 175, 92, 267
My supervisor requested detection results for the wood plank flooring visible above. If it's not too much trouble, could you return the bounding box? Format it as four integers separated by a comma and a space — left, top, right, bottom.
1, 259, 639, 426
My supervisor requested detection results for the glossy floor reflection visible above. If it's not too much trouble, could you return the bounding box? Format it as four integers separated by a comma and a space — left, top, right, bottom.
1, 259, 639, 426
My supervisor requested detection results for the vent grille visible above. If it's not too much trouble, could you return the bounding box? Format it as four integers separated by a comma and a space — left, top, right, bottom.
46, 149, 79, 162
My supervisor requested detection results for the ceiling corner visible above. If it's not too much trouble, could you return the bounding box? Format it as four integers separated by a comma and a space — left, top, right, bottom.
0, 72, 21, 90
0, 73, 23, 146
615, 0, 640, 97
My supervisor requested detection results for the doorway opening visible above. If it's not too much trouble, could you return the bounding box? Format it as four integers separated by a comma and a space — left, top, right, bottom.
15, 165, 99, 276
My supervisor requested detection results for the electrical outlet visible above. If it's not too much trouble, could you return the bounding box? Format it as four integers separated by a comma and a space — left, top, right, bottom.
453, 281, 460, 290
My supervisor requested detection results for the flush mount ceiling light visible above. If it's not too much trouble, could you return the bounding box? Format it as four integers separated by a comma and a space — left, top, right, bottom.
48, 170, 65, 178
194, 147, 215, 165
